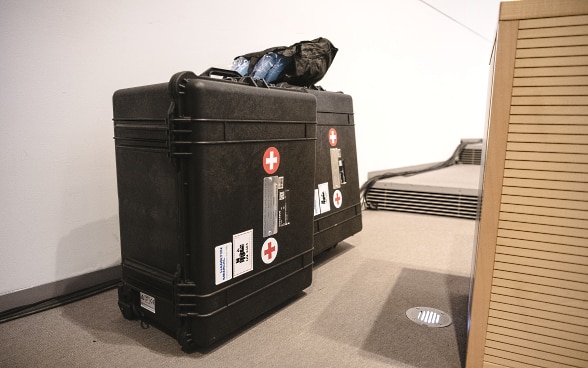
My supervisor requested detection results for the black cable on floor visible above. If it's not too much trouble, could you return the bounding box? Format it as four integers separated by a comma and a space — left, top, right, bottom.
0, 279, 121, 324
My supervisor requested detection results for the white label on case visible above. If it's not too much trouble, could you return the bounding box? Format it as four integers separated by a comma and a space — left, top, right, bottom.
233, 229, 253, 277
215, 242, 233, 285
318, 182, 331, 214
140, 292, 155, 313
314, 189, 321, 216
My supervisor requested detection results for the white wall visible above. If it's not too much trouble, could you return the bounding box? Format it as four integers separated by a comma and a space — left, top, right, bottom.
0, 0, 502, 296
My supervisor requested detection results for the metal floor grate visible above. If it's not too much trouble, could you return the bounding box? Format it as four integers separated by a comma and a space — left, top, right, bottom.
406, 307, 452, 328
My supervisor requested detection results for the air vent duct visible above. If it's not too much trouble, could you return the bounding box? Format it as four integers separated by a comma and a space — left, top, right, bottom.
365, 140, 482, 220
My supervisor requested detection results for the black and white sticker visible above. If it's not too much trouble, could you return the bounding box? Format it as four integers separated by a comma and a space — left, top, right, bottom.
233, 229, 253, 277
317, 182, 331, 214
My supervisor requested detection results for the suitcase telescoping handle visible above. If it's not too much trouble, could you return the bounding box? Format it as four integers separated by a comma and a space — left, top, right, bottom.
200, 67, 270, 88
200, 67, 243, 79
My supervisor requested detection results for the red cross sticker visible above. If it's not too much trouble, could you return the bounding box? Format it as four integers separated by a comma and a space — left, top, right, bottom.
261, 238, 278, 264
328, 128, 338, 147
333, 190, 343, 209
263, 147, 280, 174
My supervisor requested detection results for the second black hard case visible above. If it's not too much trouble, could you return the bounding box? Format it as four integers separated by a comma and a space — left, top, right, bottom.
310, 89, 362, 254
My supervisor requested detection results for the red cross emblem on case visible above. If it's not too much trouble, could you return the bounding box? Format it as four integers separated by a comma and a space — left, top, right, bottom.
261, 238, 278, 264
263, 147, 280, 174
328, 128, 338, 147
333, 190, 343, 209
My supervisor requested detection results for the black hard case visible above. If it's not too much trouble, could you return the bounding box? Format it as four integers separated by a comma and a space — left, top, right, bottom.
309, 89, 362, 255
113, 71, 316, 350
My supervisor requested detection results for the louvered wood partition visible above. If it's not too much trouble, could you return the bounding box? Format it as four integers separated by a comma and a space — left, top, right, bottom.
467, 1, 588, 368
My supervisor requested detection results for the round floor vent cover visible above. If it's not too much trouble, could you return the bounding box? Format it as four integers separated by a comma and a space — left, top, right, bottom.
406, 307, 452, 328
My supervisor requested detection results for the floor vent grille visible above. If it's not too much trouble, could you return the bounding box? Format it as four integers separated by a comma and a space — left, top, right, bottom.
366, 163, 481, 220
406, 307, 452, 328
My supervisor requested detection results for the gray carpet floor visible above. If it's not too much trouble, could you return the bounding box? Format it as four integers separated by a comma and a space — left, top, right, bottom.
0, 210, 476, 368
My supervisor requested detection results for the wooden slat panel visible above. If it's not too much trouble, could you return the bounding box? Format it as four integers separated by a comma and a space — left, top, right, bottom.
511, 95, 588, 105
515, 56, 588, 68
500, 212, 588, 229
501, 1, 588, 21
501, 194, 588, 211
501, 203, 588, 220
496, 245, 588, 268
493, 277, 588, 302
485, 354, 541, 368
511, 105, 588, 115
509, 124, 588, 134
492, 284, 588, 310
485, 345, 575, 368
509, 115, 588, 124
503, 178, 588, 192
503, 168, 588, 181
517, 45, 588, 58
513, 76, 588, 87
487, 330, 588, 359
495, 261, 588, 284
466, 19, 519, 368
499, 219, 588, 238
495, 253, 588, 276
519, 14, 588, 29
518, 24, 588, 38
504, 160, 588, 173
489, 308, 588, 336
501, 186, 588, 201
497, 241, 588, 262
508, 133, 588, 144
517, 36, 588, 49
483, 361, 515, 368
489, 316, 588, 346
486, 338, 588, 367
498, 228, 588, 247
470, 6, 588, 368
507, 142, 588, 154
490, 300, 588, 326
504, 152, 588, 164
514, 66, 588, 77
512, 86, 588, 96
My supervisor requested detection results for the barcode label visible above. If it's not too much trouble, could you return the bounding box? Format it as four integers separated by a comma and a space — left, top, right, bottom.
140, 292, 155, 313
215, 242, 233, 285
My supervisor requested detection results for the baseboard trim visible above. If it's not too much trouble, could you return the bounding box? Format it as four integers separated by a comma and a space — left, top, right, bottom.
0, 266, 121, 319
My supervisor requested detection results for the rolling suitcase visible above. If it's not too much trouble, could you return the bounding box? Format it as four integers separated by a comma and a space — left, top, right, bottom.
309, 89, 362, 255
113, 70, 316, 350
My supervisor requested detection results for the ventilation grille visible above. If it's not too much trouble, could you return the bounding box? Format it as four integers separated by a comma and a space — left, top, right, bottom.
366, 188, 479, 220
366, 163, 481, 220
459, 145, 482, 165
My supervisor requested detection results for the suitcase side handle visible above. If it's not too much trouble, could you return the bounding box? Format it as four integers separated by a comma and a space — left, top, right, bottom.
168, 71, 198, 117
200, 67, 243, 79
